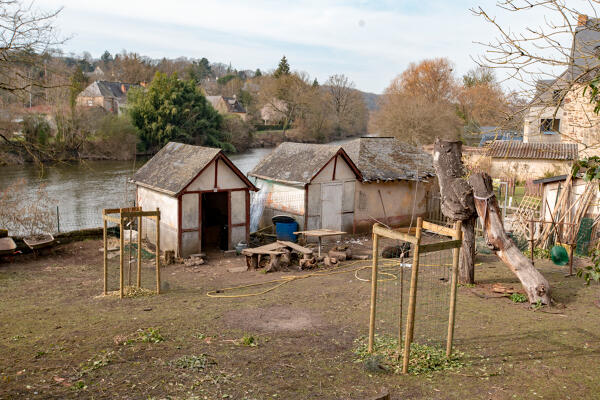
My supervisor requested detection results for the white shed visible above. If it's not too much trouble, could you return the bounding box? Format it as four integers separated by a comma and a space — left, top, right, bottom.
248, 142, 362, 233
133, 142, 258, 257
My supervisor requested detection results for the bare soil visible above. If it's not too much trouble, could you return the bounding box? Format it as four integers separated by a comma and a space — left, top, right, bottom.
1, 238, 600, 399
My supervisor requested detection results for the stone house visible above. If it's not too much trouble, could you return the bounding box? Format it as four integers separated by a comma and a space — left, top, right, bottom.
523, 14, 600, 157
248, 137, 437, 234
133, 142, 258, 257
76, 81, 141, 114
206, 95, 248, 121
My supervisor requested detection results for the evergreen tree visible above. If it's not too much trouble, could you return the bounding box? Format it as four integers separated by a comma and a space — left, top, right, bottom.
254, 68, 262, 77
312, 78, 319, 87
274, 56, 290, 78
69, 66, 88, 109
128, 72, 233, 152
100, 50, 113, 64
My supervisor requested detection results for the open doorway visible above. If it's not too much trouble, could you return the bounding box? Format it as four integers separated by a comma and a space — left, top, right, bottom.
202, 192, 228, 251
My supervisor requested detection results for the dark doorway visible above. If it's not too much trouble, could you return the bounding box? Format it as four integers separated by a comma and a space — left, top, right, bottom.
202, 192, 228, 250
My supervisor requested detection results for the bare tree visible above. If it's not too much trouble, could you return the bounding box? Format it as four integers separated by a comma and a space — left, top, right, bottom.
325, 74, 368, 136
0, 0, 63, 96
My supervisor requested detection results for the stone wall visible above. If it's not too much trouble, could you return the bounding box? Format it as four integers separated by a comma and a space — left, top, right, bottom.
562, 85, 600, 157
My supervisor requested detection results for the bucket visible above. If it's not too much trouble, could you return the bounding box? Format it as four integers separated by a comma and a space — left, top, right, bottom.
272, 216, 298, 242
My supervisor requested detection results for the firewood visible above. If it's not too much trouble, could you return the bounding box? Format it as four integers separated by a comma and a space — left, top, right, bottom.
328, 249, 347, 261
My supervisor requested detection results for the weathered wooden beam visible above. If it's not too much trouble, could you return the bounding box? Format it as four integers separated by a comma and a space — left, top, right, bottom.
419, 239, 462, 254
421, 221, 456, 238
373, 224, 418, 244
103, 215, 121, 224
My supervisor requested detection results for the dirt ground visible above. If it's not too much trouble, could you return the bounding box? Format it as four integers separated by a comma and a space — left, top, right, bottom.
1, 237, 600, 399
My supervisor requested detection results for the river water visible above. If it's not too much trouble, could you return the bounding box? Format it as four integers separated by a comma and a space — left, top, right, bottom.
0, 139, 354, 233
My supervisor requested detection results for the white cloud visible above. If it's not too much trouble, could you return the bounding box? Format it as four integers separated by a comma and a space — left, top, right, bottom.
35, 0, 585, 93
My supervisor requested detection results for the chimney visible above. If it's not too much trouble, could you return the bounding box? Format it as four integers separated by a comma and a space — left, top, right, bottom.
578, 14, 588, 27
121, 83, 127, 94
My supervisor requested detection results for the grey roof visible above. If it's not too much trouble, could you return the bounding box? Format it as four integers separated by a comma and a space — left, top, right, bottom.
223, 97, 246, 113
486, 141, 578, 160
79, 81, 138, 100
133, 142, 222, 195
342, 137, 435, 182
567, 17, 600, 82
249, 142, 356, 185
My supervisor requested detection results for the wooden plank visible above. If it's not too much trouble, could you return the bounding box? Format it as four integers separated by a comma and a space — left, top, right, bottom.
120, 211, 161, 218
395, 227, 417, 234
373, 224, 418, 244
103, 208, 122, 214
446, 221, 462, 357
242, 249, 284, 256
103, 215, 121, 224
422, 221, 456, 238
294, 229, 346, 237
276, 241, 313, 254
419, 239, 462, 254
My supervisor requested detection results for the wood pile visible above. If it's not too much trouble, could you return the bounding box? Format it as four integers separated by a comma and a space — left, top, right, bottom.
242, 241, 317, 272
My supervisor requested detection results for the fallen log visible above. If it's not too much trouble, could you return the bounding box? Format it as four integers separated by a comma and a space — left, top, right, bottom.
469, 173, 551, 304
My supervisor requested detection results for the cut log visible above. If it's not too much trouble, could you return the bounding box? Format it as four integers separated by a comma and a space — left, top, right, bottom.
433, 140, 477, 284
328, 249, 347, 262
468, 173, 551, 304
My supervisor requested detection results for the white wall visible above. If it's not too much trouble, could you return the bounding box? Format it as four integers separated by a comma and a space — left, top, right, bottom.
137, 186, 178, 254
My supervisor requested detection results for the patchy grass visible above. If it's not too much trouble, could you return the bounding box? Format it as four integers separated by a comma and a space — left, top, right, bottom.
509, 293, 528, 303
353, 335, 465, 375
1, 239, 600, 399
239, 334, 258, 347
170, 354, 215, 371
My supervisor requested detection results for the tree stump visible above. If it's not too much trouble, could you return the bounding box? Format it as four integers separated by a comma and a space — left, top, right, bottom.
433, 139, 477, 284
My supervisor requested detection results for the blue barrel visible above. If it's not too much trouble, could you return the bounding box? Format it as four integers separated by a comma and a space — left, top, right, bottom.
272, 215, 298, 242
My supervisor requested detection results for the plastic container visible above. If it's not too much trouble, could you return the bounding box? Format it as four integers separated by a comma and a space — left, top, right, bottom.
272, 216, 298, 242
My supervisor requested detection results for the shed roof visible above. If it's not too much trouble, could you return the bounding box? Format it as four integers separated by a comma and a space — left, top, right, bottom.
133, 142, 256, 195
79, 81, 138, 99
248, 142, 361, 185
342, 137, 435, 182
485, 142, 578, 160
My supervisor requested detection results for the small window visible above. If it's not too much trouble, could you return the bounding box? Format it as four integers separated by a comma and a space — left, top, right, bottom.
87, 100, 93, 106
540, 119, 560, 134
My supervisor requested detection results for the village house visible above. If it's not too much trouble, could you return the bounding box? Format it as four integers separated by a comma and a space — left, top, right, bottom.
523, 14, 600, 157
132, 142, 258, 257
206, 95, 248, 121
76, 80, 141, 114
248, 137, 437, 234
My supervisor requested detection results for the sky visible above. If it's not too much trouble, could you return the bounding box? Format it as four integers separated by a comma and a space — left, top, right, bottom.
34, 0, 583, 94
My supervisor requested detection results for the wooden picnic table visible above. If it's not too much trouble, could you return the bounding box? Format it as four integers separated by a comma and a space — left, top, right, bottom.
294, 229, 346, 257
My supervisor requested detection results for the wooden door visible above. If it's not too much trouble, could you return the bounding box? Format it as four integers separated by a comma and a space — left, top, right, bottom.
321, 183, 342, 230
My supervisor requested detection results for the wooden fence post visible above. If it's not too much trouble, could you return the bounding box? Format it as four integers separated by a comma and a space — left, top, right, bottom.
446, 220, 462, 357
155, 208, 161, 295
137, 215, 142, 288
103, 211, 108, 296
368, 224, 380, 353
402, 217, 422, 374
119, 212, 124, 299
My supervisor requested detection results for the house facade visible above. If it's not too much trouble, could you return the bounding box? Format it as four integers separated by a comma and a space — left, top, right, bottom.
76, 81, 140, 114
206, 95, 248, 121
523, 14, 600, 157
133, 142, 257, 257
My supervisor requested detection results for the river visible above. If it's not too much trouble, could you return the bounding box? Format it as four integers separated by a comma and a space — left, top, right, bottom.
0, 139, 356, 233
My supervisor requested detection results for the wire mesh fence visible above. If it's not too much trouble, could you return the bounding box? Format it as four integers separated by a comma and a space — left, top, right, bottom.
373, 234, 454, 348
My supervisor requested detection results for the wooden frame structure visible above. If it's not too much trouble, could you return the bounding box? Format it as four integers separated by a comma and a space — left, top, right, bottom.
102, 207, 161, 299
368, 217, 462, 374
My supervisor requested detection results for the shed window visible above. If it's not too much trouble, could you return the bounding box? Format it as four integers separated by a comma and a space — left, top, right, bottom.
540, 119, 559, 134
87, 100, 93, 106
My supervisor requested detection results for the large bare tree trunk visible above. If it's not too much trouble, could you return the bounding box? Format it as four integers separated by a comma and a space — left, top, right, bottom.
433, 140, 477, 284
468, 173, 551, 304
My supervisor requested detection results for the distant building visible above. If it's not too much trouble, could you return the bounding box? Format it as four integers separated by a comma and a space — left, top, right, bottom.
206, 95, 247, 121
76, 81, 141, 114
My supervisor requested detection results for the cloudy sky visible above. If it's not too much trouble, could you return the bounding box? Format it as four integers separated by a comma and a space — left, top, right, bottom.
35, 0, 581, 93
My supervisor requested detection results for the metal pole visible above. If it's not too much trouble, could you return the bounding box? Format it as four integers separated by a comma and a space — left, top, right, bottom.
446, 220, 462, 358
368, 224, 380, 354
103, 212, 107, 295
137, 215, 142, 288
402, 217, 422, 374
529, 220, 535, 266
